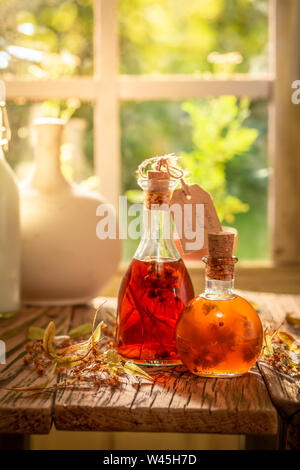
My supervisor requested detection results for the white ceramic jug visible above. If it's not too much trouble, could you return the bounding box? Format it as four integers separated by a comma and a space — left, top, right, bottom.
20, 118, 121, 305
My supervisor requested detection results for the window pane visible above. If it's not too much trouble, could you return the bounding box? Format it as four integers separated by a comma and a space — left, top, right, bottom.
1, 0, 93, 78
121, 98, 268, 262
119, 0, 268, 75
7, 100, 94, 182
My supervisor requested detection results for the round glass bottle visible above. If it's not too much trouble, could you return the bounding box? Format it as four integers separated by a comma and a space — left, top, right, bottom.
115, 170, 194, 365
176, 232, 263, 377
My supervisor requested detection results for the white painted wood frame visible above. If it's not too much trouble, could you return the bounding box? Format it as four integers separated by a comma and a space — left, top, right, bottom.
268, 0, 300, 265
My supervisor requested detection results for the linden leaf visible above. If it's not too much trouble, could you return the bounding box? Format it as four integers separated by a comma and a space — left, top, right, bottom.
92, 301, 107, 331
68, 323, 93, 339
106, 364, 119, 376
263, 331, 274, 357
57, 321, 105, 355
57, 341, 89, 355
104, 349, 119, 364
55, 349, 91, 366
90, 321, 105, 345
286, 312, 300, 329
27, 326, 45, 341
278, 332, 298, 351
123, 362, 153, 381
27, 328, 71, 343
43, 321, 56, 356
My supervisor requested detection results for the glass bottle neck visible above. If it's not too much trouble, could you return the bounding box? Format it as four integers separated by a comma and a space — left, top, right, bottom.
30, 122, 70, 191
202, 256, 237, 299
142, 207, 173, 239
204, 278, 235, 297
134, 206, 180, 261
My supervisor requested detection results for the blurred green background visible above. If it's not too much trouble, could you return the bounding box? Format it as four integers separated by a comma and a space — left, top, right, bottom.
0, 0, 269, 262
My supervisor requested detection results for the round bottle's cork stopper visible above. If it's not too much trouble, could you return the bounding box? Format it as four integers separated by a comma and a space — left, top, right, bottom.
208, 232, 235, 258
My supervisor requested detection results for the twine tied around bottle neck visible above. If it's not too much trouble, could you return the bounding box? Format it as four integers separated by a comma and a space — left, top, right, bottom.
138, 154, 190, 209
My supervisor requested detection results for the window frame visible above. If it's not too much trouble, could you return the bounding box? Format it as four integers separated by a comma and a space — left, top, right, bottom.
3, 0, 300, 275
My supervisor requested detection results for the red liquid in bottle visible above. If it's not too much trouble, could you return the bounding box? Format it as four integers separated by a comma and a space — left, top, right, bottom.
115, 257, 194, 365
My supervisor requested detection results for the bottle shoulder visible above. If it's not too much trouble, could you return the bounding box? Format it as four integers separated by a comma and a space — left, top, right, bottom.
194, 293, 255, 304
200, 292, 237, 302
184, 293, 259, 317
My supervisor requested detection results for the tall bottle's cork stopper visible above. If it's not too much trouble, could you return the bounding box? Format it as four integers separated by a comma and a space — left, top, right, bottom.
138, 155, 184, 209
208, 232, 235, 258
147, 170, 170, 191
145, 170, 171, 209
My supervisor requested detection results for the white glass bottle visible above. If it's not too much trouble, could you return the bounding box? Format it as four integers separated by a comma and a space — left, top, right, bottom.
0, 105, 20, 317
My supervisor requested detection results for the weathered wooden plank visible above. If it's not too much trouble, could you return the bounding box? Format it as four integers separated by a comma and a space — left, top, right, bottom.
0, 306, 73, 434
245, 292, 300, 409
54, 365, 277, 434
244, 291, 300, 449
54, 296, 278, 435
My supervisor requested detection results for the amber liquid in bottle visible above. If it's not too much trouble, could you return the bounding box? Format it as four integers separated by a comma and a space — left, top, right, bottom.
176, 233, 263, 377
115, 173, 194, 365
116, 257, 194, 364
176, 294, 263, 376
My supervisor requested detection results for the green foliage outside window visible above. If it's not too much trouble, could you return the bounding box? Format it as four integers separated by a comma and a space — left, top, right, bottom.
1, 0, 269, 260
182, 97, 258, 224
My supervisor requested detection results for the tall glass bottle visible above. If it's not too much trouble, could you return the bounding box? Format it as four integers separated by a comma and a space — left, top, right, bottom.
176, 232, 263, 377
0, 104, 20, 317
116, 170, 194, 365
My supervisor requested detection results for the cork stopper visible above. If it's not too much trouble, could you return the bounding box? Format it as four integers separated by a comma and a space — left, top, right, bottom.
147, 170, 170, 191
145, 170, 171, 209
208, 232, 235, 258
204, 231, 237, 281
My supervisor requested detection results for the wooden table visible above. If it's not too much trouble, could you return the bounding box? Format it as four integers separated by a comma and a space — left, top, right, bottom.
0, 292, 299, 450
